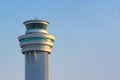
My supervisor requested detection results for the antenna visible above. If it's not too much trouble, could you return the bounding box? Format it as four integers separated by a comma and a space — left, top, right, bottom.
34, 17, 39, 20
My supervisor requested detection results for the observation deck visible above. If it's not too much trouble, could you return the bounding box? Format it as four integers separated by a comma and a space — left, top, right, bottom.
18, 20, 55, 53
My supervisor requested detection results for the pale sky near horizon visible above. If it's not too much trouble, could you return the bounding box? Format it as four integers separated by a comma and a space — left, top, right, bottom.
0, 0, 120, 80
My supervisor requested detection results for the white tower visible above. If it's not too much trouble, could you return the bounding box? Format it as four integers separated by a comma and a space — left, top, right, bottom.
18, 20, 55, 80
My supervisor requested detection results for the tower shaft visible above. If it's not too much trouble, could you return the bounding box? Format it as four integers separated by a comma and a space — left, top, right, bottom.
25, 51, 48, 80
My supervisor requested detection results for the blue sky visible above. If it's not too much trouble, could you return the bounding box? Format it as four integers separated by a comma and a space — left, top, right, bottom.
0, 0, 120, 80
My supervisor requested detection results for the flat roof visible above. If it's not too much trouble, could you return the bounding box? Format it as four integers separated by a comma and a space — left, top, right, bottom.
23, 20, 49, 25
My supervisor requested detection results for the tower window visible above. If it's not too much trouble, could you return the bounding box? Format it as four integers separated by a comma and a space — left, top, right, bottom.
19, 37, 53, 43
26, 23, 47, 30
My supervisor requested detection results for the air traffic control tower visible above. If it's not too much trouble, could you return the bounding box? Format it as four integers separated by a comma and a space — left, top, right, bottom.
18, 20, 55, 80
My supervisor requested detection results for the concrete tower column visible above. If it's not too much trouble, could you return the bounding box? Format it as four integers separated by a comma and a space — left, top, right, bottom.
18, 20, 55, 80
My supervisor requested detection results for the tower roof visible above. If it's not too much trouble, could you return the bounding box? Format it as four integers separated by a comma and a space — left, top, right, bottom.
23, 20, 49, 25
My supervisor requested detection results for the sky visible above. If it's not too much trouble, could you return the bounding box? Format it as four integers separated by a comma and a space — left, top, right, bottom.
0, 0, 120, 80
